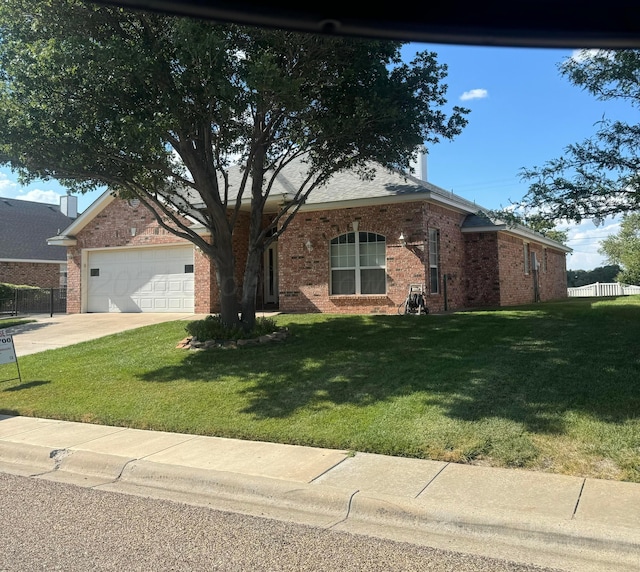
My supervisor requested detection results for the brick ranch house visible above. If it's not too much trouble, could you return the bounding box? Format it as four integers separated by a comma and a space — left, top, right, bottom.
48, 163, 570, 315
0, 195, 77, 289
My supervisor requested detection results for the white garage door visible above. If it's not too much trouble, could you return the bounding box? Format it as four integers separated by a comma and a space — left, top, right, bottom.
87, 246, 194, 313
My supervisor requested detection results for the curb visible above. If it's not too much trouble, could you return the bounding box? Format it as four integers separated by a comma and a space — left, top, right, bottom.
343, 491, 640, 571
100, 459, 355, 528
0, 441, 56, 475
1, 443, 638, 571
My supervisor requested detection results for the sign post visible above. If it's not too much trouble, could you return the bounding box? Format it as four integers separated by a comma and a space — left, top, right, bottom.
0, 329, 21, 383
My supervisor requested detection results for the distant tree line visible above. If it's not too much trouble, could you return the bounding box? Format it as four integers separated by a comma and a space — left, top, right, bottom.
567, 265, 621, 287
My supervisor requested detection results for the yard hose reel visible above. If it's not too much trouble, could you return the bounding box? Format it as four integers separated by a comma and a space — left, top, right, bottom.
398, 284, 429, 315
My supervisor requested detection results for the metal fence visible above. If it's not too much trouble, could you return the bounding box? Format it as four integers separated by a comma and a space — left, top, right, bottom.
0, 288, 67, 316
568, 282, 640, 298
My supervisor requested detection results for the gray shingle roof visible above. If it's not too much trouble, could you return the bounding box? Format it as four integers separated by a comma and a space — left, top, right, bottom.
0, 197, 75, 261
461, 213, 500, 229
224, 158, 482, 211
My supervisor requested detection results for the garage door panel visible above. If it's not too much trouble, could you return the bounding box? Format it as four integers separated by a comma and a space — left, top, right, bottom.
87, 247, 194, 313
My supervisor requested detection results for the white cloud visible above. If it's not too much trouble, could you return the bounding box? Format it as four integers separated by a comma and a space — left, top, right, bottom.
14, 189, 63, 205
564, 217, 621, 270
460, 89, 488, 101
0, 172, 19, 194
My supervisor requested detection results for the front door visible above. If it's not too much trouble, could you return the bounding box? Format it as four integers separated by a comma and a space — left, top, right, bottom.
263, 242, 279, 306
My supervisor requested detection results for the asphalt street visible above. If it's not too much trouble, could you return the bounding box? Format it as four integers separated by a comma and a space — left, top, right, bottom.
0, 473, 560, 572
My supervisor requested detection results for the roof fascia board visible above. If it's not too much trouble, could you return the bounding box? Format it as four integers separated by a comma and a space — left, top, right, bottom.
461, 224, 508, 233
510, 226, 573, 252
263, 191, 477, 215
462, 224, 572, 252
47, 236, 78, 246
0, 258, 66, 264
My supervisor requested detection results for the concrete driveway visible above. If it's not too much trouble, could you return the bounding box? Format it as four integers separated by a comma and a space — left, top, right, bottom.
5, 313, 206, 357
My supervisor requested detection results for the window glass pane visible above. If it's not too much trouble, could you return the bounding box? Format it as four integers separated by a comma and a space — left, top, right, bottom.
347, 232, 355, 243
360, 269, 385, 294
331, 270, 355, 295
430, 267, 439, 294
360, 242, 385, 267
359, 231, 367, 243
331, 242, 355, 268
429, 232, 438, 263
428, 229, 439, 294
374, 242, 385, 265
359, 243, 372, 265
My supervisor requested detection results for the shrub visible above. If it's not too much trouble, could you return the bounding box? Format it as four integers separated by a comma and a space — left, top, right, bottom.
0, 282, 41, 301
185, 315, 278, 341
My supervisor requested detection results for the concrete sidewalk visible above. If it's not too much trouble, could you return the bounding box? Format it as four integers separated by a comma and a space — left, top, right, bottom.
0, 415, 638, 571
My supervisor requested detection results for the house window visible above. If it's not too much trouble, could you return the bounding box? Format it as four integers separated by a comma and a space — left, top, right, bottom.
90, 268, 100, 277
543, 248, 548, 273
184, 264, 194, 273
523, 243, 530, 275
428, 228, 440, 294
59, 264, 67, 288
330, 232, 386, 295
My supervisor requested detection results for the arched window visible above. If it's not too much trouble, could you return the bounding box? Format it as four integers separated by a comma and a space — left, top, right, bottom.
330, 232, 386, 295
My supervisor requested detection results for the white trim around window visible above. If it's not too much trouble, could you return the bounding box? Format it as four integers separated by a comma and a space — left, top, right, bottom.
330, 231, 386, 295
523, 242, 531, 275
428, 228, 440, 294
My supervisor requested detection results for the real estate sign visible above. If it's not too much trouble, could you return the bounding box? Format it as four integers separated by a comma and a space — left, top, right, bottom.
0, 329, 17, 365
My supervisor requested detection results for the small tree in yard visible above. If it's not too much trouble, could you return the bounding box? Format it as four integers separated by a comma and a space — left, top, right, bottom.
0, 1, 468, 330
599, 213, 640, 285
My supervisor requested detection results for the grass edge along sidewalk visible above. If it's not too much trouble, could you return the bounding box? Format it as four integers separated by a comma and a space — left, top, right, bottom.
1, 296, 639, 483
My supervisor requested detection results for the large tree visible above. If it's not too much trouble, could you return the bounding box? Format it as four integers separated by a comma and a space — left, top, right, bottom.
0, 0, 468, 330
520, 49, 640, 223
599, 213, 640, 285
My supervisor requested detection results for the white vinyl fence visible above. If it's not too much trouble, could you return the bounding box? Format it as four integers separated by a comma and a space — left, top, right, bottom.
568, 282, 640, 297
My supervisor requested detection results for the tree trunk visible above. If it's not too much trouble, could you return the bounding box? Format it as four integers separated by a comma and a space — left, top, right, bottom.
212, 234, 241, 328
241, 245, 262, 331
240, 111, 269, 332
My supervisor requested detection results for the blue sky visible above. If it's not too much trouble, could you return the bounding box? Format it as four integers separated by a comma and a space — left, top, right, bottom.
1, 43, 634, 270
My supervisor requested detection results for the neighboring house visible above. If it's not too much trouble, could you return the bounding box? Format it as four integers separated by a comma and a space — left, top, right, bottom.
48, 163, 571, 314
0, 196, 78, 289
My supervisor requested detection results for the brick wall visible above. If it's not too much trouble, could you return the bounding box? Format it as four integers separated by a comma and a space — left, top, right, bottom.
0, 261, 64, 289
66, 198, 259, 315
495, 233, 568, 306
539, 247, 569, 301
194, 243, 214, 314
425, 204, 468, 311
64, 196, 568, 315
66, 198, 199, 313
278, 201, 467, 314
463, 233, 501, 307
497, 233, 535, 306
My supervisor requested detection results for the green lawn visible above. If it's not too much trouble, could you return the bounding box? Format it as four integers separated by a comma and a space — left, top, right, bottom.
0, 318, 35, 329
1, 297, 639, 482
